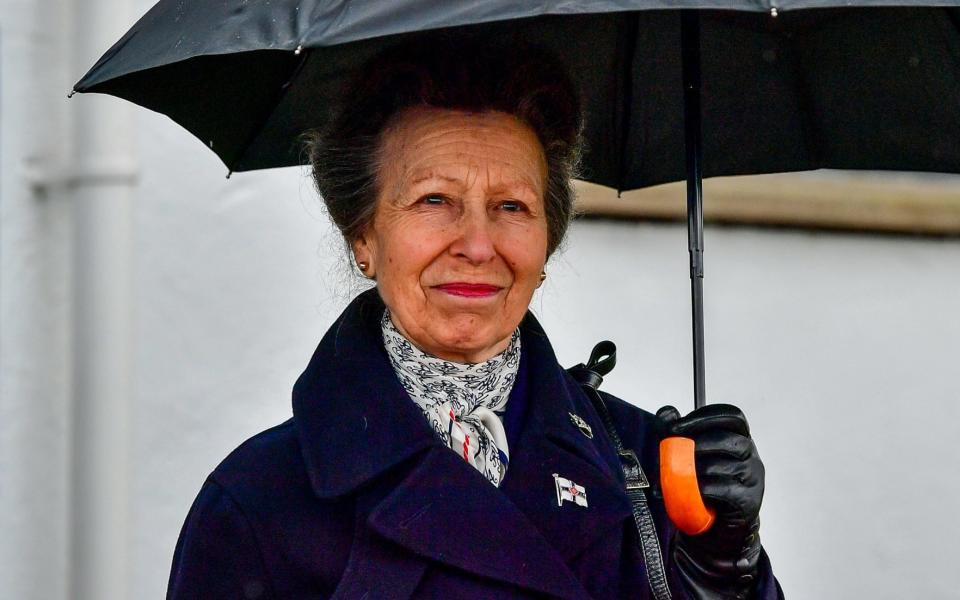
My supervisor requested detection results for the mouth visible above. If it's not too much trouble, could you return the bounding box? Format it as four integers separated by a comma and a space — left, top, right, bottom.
432, 283, 503, 298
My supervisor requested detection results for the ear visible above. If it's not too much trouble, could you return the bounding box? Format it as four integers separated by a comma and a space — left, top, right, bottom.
351, 235, 376, 278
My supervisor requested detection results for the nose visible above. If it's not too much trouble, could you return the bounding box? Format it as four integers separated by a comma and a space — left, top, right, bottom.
450, 206, 496, 265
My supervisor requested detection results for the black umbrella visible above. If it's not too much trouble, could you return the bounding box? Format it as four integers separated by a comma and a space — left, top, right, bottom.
72, 0, 960, 533
74, 3, 960, 182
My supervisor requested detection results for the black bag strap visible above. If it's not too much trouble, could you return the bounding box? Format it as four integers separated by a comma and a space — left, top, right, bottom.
568, 341, 673, 600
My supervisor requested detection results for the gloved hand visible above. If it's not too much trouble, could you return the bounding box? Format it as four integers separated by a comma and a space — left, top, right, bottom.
657, 404, 765, 600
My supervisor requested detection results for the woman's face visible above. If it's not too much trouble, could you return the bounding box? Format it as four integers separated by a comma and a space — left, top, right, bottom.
353, 107, 548, 363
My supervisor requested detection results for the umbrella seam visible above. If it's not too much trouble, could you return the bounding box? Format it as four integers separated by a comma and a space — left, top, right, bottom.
226, 48, 313, 173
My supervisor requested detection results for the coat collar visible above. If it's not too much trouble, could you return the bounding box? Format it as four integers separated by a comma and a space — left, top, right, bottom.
294, 290, 635, 597
293, 289, 623, 499
292, 289, 440, 498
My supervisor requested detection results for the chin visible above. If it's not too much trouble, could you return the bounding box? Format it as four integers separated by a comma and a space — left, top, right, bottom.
434, 324, 510, 362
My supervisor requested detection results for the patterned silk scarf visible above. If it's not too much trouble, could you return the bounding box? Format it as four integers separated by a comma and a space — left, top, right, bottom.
381, 311, 520, 487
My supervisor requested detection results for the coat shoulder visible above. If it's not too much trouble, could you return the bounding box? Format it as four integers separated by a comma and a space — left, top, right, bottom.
171, 419, 356, 599
207, 418, 306, 495
205, 417, 354, 531
597, 391, 662, 439
596, 390, 658, 421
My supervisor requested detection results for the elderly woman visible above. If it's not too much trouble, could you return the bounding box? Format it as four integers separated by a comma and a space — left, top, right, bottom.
167, 39, 782, 600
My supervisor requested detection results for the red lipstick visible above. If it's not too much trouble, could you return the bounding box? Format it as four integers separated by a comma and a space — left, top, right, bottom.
434, 283, 501, 298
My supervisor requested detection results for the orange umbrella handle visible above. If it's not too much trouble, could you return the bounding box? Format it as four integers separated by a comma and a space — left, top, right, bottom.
659, 437, 716, 535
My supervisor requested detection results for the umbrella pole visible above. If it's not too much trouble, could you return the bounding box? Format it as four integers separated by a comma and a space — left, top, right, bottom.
682, 12, 707, 410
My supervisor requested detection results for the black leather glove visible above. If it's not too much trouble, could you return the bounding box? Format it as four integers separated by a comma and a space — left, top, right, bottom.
657, 404, 765, 600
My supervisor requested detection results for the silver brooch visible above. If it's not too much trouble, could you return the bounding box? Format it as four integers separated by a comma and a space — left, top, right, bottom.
568, 412, 593, 439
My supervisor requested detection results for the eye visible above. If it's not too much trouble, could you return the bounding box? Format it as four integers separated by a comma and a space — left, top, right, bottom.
499, 200, 527, 213
418, 194, 447, 206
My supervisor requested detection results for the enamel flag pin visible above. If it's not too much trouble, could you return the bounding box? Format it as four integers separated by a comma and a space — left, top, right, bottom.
553, 473, 588, 508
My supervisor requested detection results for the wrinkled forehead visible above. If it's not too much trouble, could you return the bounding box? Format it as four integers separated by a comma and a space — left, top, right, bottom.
377, 107, 547, 195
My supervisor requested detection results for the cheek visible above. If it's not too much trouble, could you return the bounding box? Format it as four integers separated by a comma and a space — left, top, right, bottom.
506, 228, 548, 277
376, 229, 444, 299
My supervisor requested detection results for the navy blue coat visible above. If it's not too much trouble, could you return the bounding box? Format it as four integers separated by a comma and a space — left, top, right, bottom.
167, 290, 783, 599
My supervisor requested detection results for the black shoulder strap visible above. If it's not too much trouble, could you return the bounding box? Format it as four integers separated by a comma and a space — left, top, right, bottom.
568, 342, 673, 600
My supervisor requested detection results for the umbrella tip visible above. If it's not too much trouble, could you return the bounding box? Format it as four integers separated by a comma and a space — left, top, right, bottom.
226, 170, 233, 180
770, 7, 778, 17
67, 89, 76, 99
294, 44, 304, 55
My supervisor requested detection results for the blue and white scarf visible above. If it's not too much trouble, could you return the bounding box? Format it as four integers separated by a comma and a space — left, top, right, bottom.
381, 311, 520, 487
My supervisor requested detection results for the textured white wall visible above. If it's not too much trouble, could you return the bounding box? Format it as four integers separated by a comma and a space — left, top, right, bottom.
3, 2, 960, 599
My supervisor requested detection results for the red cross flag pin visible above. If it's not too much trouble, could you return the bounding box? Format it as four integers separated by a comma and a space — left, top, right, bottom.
553, 473, 588, 508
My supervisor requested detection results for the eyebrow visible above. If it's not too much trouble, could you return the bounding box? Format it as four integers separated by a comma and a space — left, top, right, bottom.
406, 171, 540, 196
408, 172, 462, 186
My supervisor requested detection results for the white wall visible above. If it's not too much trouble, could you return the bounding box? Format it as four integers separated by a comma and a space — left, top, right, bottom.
3, 1, 960, 598
2, 1, 74, 599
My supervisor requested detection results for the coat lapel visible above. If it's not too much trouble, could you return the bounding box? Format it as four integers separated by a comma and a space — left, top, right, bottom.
500, 317, 634, 564
367, 446, 588, 599
361, 314, 636, 598
293, 290, 440, 499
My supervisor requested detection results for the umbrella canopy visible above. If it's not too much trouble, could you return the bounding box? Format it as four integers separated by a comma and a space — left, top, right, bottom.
74, 1, 960, 188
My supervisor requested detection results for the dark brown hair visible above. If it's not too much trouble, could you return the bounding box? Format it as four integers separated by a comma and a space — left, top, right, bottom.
304, 37, 583, 257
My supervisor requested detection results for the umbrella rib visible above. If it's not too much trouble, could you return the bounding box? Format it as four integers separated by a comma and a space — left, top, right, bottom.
226, 48, 313, 174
